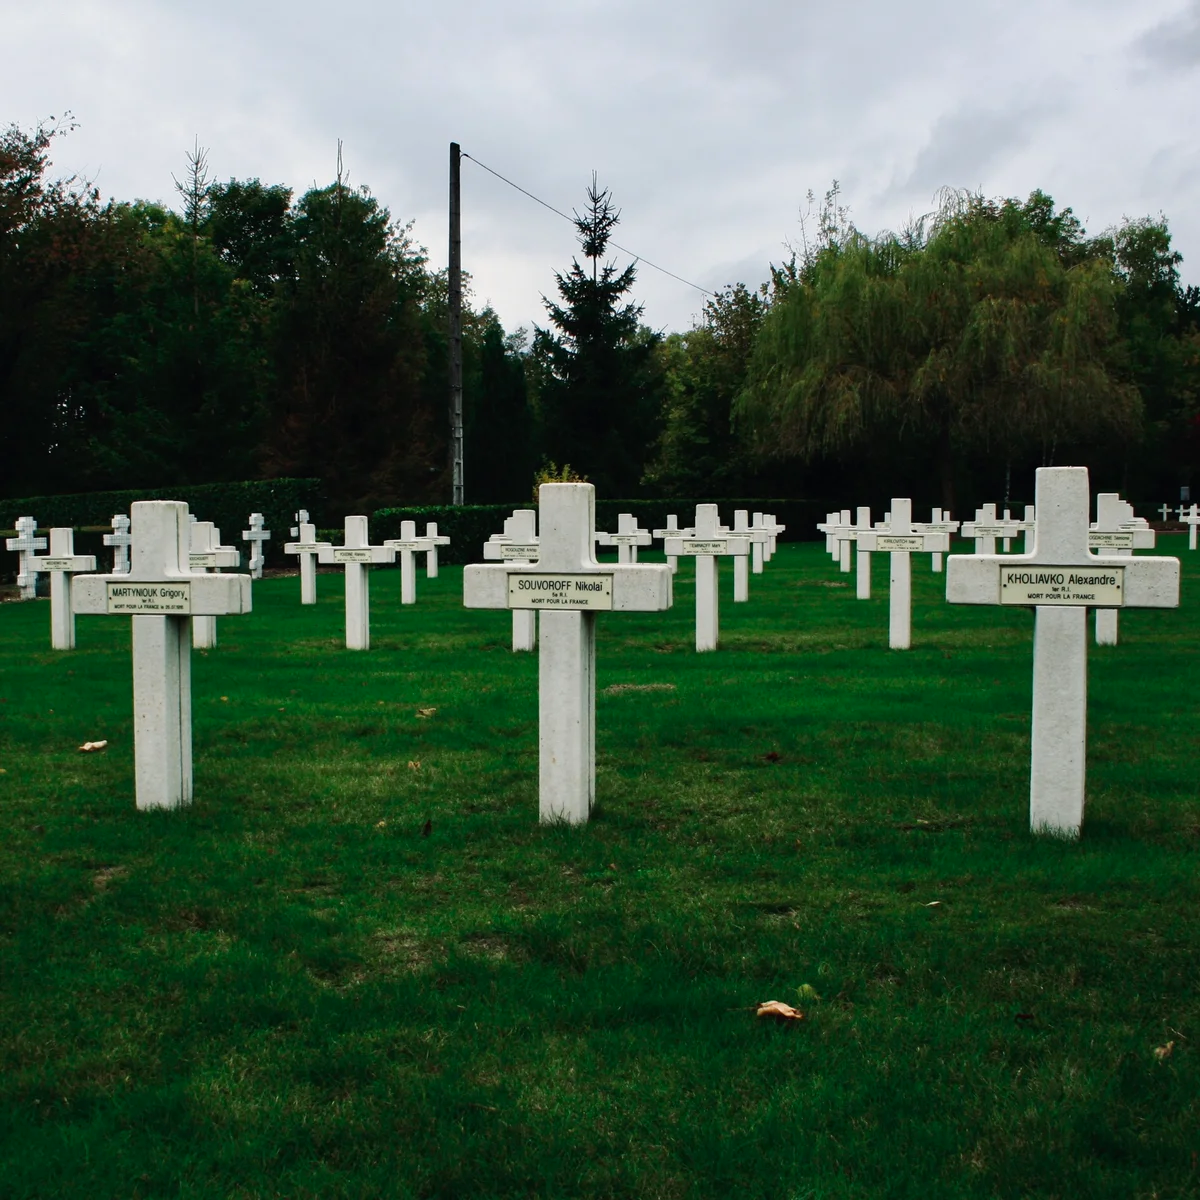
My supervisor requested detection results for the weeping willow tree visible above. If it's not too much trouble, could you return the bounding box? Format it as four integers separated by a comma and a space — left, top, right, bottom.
736, 191, 1142, 507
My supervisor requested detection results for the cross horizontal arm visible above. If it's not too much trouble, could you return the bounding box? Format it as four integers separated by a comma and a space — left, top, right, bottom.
946, 554, 1179, 607
464, 562, 672, 612
73, 572, 252, 615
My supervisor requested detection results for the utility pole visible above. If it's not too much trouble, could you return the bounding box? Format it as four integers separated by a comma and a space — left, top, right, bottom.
449, 142, 464, 505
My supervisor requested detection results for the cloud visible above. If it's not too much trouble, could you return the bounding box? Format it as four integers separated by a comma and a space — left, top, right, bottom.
1137, 0, 1200, 70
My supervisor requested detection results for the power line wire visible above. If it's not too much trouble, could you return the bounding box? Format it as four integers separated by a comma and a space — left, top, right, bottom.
461, 150, 713, 297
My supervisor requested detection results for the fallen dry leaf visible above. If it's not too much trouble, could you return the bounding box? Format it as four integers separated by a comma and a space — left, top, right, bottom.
1154, 1040, 1175, 1061
407, 760, 421, 771
756, 1000, 804, 1022
924, 901, 941, 907
220, 696, 229, 702
376, 820, 387, 829
416, 707, 437, 718
763, 751, 781, 763
78, 741, 108, 753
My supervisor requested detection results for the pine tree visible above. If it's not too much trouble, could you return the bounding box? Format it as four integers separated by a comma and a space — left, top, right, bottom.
533, 177, 662, 497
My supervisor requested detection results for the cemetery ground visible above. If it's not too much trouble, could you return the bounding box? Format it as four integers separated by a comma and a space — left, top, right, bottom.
1, 542, 1198, 1200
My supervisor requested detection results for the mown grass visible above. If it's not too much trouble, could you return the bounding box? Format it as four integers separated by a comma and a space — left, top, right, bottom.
1, 540, 1198, 1199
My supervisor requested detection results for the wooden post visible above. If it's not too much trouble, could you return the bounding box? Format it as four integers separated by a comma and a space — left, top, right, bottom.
449, 142, 464, 505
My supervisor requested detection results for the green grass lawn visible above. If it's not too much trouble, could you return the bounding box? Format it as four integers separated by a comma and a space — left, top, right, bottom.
1, 540, 1198, 1199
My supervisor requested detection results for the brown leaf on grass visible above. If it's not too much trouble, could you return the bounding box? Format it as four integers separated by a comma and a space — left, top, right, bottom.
763, 751, 781, 763
78, 741, 108, 753
416, 707, 437, 719
376, 820, 387, 829
407, 760, 421, 771
1154, 1040, 1175, 1061
756, 1000, 804, 1022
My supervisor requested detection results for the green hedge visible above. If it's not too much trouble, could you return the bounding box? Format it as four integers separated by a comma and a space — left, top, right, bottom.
371, 498, 824, 565
1, 479, 323, 576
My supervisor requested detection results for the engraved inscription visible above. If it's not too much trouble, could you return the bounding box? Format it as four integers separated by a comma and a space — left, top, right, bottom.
106, 581, 193, 614
1000, 566, 1125, 607
508, 573, 613, 610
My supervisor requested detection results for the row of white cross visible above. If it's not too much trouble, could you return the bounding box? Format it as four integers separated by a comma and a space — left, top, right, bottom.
483, 507, 786, 654
4, 473, 1185, 844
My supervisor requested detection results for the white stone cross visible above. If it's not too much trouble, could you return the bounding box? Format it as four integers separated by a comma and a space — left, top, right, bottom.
914, 508, 960, 574
484, 508, 539, 651
423, 522, 451, 577
464, 483, 672, 824
763, 513, 785, 560
596, 512, 652, 563
1090, 494, 1155, 647
1159, 503, 1171, 523
73, 501, 252, 810
284, 512, 330, 605
318, 516, 396, 650
731, 510, 768, 601
834, 509, 854, 573
818, 511, 838, 559
189, 521, 241, 649
384, 521, 438, 605
664, 504, 750, 652
29, 528, 96, 649
651, 514, 686, 573
6, 516, 47, 600
1021, 505, 1036, 554
103, 514, 133, 575
749, 512, 770, 575
855, 499, 944, 649
1180, 503, 1199, 550
851, 507, 874, 599
242, 512, 270, 578
947, 467, 1179, 836
961, 504, 1004, 554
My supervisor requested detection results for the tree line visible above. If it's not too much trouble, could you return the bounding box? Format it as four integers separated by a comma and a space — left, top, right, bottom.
3, 121, 1197, 515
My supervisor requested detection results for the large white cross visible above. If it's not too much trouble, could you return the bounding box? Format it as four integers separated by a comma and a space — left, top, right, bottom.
189, 521, 241, 649
464, 483, 672, 824
103, 514, 133, 575
6, 516, 47, 599
284, 512, 330, 605
73, 501, 252, 810
29, 528, 96, 649
855, 499, 944, 649
384, 521, 438, 604
947, 467, 1179, 836
318, 516, 396, 650
596, 512, 652, 563
423, 522, 451, 577
1090, 493, 1155, 647
1180, 503, 1199, 550
664, 504, 749, 652
651, 513, 686, 574
242, 512, 271, 578
484, 508, 539, 651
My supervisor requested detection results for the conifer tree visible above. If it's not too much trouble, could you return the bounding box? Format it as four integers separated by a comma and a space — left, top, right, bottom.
533, 177, 662, 496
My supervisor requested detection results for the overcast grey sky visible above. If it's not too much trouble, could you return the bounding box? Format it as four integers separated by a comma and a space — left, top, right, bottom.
4, 0, 1197, 334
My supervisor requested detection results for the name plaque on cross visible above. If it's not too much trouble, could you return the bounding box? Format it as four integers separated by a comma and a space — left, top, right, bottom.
875, 535, 925, 552
332, 548, 376, 563
508, 574, 614, 609
1000, 567, 1124, 606
106, 581, 193, 613
41, 557, 81, 571
1087, 531, 1135, 550
501, 543, 542, 560
677, 539, 729, 556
